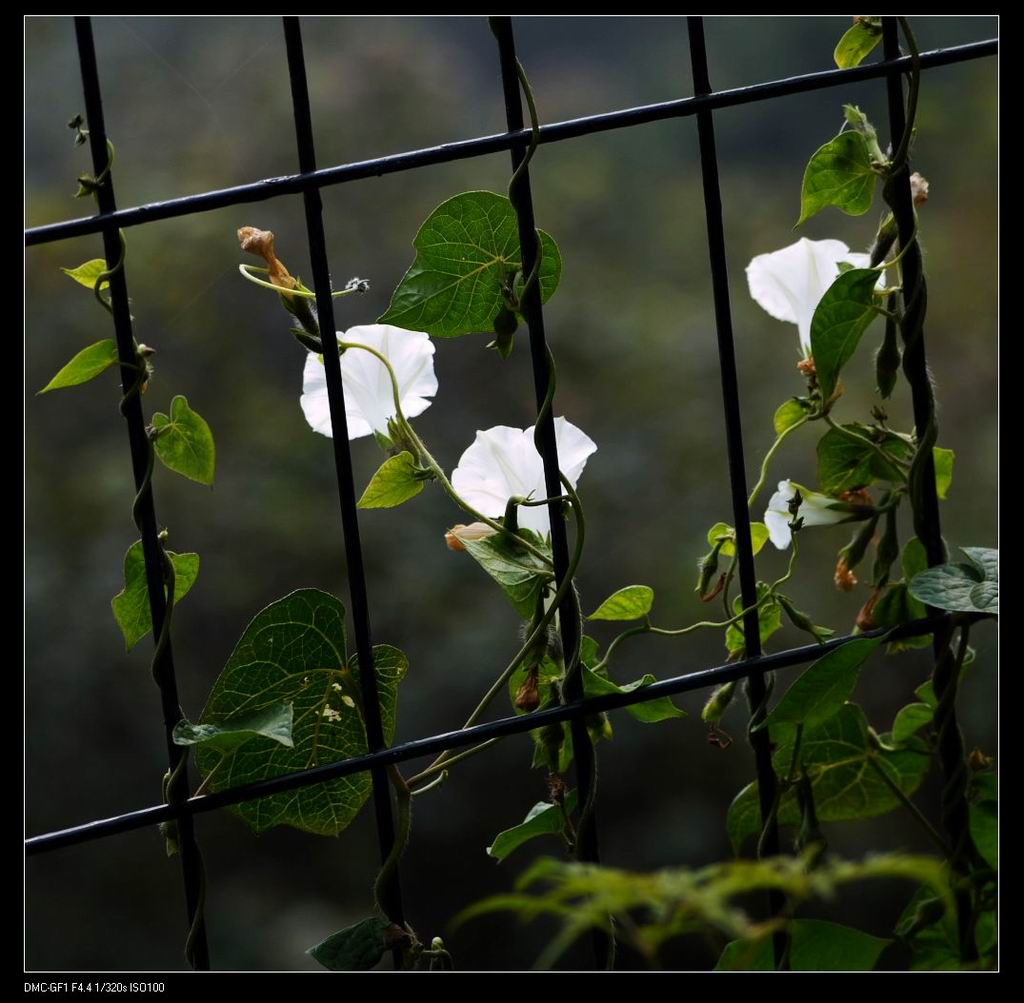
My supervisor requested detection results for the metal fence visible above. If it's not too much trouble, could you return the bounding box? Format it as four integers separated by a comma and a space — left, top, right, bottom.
24, 16, 998, 971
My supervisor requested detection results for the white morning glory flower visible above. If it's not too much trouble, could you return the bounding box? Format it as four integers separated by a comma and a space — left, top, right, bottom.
301, 324, 437, 440
451, 418, 597, 537
746, 237, 875, 356
764, 479, 849, 550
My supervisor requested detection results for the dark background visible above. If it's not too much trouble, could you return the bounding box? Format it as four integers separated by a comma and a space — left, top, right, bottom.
26, 15, 997, 971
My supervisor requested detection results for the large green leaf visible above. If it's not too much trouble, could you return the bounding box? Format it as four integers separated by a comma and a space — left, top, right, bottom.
194, 590, 407, 836
717, 919, 890, 971
755, 635, 884, 733
727, 704, 930, 852
798, 131, 877, 225
816, 423, 910, 495
487, 791, 579, 862
378, 191, 562, 338
38, 340, 119, 394
462, 532, 554, 619
357, 451, 425, 509
582, 666, 685, 724
908, 547, 998, 615
810, 267, 884, 403
173, 703, 294, 754
110, 540, 200, 651
151, 395, 216, 486
586, 585, 653, 622
834, 19, 883, 69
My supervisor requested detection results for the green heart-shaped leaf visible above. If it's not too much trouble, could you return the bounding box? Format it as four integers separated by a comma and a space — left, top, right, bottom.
379, 191, 562, 338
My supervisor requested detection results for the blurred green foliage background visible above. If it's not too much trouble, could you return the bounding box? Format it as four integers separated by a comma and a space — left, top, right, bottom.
26, 15, 997, 971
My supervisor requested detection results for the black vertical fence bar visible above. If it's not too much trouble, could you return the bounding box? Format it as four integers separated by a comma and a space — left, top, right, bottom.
686, 17, 786, 962
882, 18, 978, 960
73, 16, 210, 970
491, 17, 607, 969
281, 17, 406, 943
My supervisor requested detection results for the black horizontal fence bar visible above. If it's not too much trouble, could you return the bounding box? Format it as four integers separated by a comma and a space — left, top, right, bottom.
25, 39, 995, 248
72, 16, 210, 970
282, 16, 405, 939
26, 615, 954, 856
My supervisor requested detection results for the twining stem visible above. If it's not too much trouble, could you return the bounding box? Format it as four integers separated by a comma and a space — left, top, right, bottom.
592, 542, 798, 675
418, 469, 587, 781
865, 753, 951, 856
747, 416, 808, 508
406, 738, 502, 789
373, 764, 413, 919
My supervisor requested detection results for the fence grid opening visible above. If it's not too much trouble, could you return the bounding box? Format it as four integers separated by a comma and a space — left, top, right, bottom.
25, 16, 997, 972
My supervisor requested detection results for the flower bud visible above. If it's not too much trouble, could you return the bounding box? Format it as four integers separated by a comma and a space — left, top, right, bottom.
969, 747, 994, 773
514, 667, 541, 712
695, 538, 726, 601
871, 506, 900, 588
238, 226, 296, 290
777, 594, 836, 645
855, 587, 883, 631
875, 314, 901, 399
834, 556, 858, 592
445, 522, 498, 552
701, 681, 737, 725
837, 515, 879, 586
869, 212, 899, 268
910, 172, 929, 208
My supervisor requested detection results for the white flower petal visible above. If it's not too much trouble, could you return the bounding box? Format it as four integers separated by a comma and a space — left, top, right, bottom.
764, 480, 797, 550
451, 418, 596, 538
764, 478, 848, 550
553, 417, 598, 485
747, 237, 863, 355
300, 324, 437, 441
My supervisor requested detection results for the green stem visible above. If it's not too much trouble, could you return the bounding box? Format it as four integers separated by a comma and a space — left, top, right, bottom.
747, 417, 808, 508
406, 737, 503, 789
866, 753, 951, 856
373, 764, 413, 922
417, 470, 586, 777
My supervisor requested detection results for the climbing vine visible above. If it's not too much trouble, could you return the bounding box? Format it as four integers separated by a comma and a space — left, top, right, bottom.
40, 15, 995, 971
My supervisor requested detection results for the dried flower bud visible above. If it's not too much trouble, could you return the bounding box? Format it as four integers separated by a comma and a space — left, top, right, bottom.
834, 555, 859, 592
514, 667, 541, 712
855, 587, 883, 631
910, 172, 929, 208
839, 487, 873, 506
969, 747, 994, 773
796, 357, 816, 378
444, 522, 498, 552
237, 226, 296, 290
546, 772, 567, 804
